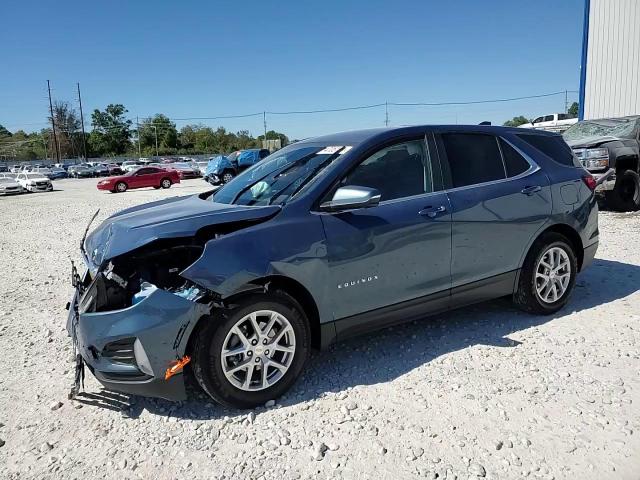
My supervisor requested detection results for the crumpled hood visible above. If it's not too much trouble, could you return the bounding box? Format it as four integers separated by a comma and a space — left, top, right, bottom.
84, 194, 280, 268
566, 135, 619, 149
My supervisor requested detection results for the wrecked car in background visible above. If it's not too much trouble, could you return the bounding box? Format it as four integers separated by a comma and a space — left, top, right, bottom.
67, 125, 598, 408
564, 115, 640, 211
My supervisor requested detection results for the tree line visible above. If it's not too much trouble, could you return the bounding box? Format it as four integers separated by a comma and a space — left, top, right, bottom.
0, 102, 289, 161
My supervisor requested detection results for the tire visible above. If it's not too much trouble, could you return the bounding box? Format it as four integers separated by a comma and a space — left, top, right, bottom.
115, 181, 127, 193
160, 178, 172, 189
191, 291, 311, 409
513, 232, 578, 315
222, 171, 235, 184
604, 169, 640, 212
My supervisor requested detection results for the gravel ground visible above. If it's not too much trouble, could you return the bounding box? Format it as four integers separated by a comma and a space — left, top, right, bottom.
0, 178, 639, 480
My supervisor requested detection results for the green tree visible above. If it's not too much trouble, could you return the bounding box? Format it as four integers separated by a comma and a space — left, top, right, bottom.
257, 130, 289, 146
139, 114, 178, 155
89, 104, 132, 156
0, 124, 11, 138
503, 116, 531, 127
50, 101, 82, 159
568, 102, 579, 118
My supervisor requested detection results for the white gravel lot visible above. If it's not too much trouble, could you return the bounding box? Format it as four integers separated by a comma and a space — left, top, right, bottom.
0, 178, 639, 480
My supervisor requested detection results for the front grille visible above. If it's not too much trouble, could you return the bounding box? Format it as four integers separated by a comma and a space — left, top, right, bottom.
102, 338, 137, 366
36, 182, 49, 187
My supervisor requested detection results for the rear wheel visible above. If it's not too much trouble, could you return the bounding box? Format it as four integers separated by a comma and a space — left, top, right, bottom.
161, 178, 172, 189
513, 232, 577, 315
191, 291, 310, 408
604, 169, 640, 212
115, 181, 127, 193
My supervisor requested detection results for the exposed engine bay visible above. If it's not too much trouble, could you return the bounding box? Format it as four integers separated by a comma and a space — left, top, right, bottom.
79, 239, 210, 314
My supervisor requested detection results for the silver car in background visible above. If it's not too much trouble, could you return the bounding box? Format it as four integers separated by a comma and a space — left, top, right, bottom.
0, 177, 24, 195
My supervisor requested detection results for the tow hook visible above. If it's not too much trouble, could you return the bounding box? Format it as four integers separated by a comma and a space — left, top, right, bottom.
164, 355, 191, 380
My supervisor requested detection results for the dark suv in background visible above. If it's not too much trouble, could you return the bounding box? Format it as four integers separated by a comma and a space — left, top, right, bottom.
564, 115, 640, 211
67, 125, 598, 408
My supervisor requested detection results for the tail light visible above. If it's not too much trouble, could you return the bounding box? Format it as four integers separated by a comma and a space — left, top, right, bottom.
582, 174, 597, 192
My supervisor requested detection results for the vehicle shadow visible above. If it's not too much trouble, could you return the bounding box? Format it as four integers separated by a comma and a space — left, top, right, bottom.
84, 258, 640, 419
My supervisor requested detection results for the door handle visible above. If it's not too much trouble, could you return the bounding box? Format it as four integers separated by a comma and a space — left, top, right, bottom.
521, 185, 541, 196
419, 205, 447, 218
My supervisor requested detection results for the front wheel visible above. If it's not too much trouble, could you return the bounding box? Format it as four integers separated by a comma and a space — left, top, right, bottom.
513, 232, 577, 315
604, 169, 640, 212
115, 181, 127, 193
191, 291, 310, 408
222, 171, 235, 184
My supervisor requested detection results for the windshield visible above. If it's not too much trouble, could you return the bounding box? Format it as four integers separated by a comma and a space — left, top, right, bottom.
212, 143, 351, 206
563, 118, 638, 141
0, 178, 14, 183
24, 173, 46, 179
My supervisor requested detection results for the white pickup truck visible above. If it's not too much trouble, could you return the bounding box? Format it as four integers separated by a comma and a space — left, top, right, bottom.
519, 113, 578, 132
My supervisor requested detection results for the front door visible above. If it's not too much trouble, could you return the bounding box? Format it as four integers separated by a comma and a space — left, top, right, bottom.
319, 137, 452, 336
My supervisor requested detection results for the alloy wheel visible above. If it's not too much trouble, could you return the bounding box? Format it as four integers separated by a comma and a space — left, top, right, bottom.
220, 310, 296, 391
223, 172, 234, 183
535, 246, 571, 303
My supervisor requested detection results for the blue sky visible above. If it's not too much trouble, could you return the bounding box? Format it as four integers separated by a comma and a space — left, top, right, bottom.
1, 0, 585, 139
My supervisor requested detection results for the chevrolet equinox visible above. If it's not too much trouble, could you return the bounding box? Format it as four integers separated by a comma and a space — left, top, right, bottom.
67, 125, 599, 408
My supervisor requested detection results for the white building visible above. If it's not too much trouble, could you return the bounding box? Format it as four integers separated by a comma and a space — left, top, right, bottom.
579, 0, 640, 120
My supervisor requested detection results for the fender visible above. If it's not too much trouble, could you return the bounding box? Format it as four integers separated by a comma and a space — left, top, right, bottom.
180, 214, 333, 322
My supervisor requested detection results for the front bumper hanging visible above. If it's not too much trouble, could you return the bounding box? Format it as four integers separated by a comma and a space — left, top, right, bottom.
66, 264, 209, 401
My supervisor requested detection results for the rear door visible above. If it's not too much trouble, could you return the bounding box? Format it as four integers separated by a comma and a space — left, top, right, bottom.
320, 135, 452, 333
436, 132, 551, 297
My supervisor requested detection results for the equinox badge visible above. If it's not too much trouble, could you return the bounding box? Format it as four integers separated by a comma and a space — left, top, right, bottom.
337, 275, 379, 289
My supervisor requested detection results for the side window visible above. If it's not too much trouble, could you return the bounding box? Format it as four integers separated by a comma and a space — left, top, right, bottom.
516, 134, 576, 166
543, 115, 554, 122
558, 113, 568, 120
259, 149, 270, 159
533, 117, 543, 124
343, 140, 431, 201
499, 139, 531, 177
440, 133, 505, 188
136, 168, 152, 175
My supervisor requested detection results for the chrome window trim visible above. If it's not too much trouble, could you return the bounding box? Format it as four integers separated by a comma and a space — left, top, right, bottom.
443, 135, 540, 194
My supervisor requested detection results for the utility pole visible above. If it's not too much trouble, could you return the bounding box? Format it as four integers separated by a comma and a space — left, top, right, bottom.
136, 116, 141, 158
47, 80, 61, 163
76, 83, 87, 160
152, 125, 158, 157
565, 90, 568, 114
385, 101, 389, 127
263, 111, 267, 144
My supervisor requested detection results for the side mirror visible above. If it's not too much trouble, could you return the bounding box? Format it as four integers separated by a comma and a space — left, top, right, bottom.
319, 186, 381, 212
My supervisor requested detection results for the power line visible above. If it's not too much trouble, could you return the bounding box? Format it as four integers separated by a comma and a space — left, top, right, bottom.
6, 90, 581, 131
388, 91, 577, 107
267, 103, 385, 115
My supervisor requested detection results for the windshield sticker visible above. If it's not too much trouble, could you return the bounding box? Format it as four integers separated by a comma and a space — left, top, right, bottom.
318, 146, 345, 155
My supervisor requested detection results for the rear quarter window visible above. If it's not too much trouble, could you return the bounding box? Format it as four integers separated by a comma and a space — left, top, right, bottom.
516, 134, 577, 167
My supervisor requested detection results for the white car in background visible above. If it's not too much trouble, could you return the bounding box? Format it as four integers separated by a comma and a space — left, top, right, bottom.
0, 177, 24, 195
122, 161, 142, 173
519, 113, 578, 132
15, 172, 53, 192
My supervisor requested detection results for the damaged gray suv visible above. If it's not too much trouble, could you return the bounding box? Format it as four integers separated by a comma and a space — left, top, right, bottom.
67, 125, 599, 408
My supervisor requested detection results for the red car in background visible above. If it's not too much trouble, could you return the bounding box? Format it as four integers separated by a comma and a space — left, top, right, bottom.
97, 166, 180, 193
